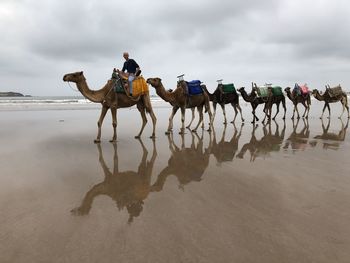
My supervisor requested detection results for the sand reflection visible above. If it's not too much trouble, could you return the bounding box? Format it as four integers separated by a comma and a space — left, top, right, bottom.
152, 131, 210, 191
236, 120, 286, 161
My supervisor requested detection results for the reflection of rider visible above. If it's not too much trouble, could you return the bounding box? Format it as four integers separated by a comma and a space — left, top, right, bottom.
71, 139, 157, 224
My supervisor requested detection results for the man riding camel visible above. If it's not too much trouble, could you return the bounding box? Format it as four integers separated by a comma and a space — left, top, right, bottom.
116, 52, 141, 96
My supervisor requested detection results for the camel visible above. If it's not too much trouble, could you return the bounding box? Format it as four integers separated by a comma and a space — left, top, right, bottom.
313, 118, 349, 150
63, 71, 157, 142
283, 118, 311, 153
146, 77, 213, 134
71, 139, 158, 224
201, 83, 244, 124
151, 131, 210, 192
284, 87, 311, 119
253, 83, 286, 122
312, 87, 349, 119
237, 86, 267, 123
236, 120, 286, 161
207, 123, 243, 165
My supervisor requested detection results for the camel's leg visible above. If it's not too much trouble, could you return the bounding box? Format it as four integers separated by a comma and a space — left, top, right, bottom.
166, 106, 179, 134
231, 104, 238, 124
301, 101, 307, 118
272, 103, 279, 120
207, 105, 213, 132
95, 106, 109, 143
193, 105, 204, 132
252, 104, 258, 123
135, 106, 147, 139
147, 108, 157, 139
282, 99, 286, 120
187, 108, 195, 129
234, 103, 244, 123
320, 103, 327, 119
211, 102, 217, 125
326, 103, 331, 119
339, 97, 347, 119
179, 107, 186, 134
291, 104, 296, 119
110, 107, 117, 142
221, 103, 227, 124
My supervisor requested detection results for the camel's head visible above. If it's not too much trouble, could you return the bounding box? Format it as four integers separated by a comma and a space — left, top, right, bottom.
237, 87, 245, 93
146, 77, 162, 88
311, 89, 318, 96
285, 87, 291, 93
63, 71, 85, 83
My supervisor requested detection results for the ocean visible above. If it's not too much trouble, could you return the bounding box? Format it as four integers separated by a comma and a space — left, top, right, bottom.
0, 95, 165, 111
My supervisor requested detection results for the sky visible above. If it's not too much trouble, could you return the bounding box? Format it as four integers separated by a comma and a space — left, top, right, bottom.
0, 0, 350, 96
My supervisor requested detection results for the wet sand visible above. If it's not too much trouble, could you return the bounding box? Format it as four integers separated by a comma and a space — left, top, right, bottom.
0, 102, 350, 263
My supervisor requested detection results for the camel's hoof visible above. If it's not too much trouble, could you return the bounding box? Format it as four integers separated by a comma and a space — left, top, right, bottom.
165, 131, 171, 135
150, 135, 156, 139
223, 122, 227, 124
191, 129, 197, 132
109, 139, 117, 143
94, 139, 101, 144
134, 135, 141, 139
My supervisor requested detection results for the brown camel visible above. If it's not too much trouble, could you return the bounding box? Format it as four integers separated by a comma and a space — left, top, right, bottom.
63, 71, 157, 142
151, 131, 210, 192
71, 139, 158, 224
312, 87, 349, 119
146, 77, 213, 134
237, 86, 267, 123
253, 83, 286, 122
284, 87, 311, 119
207, 123, 243, 165
201, 84, 244, 124
236, 120, 286, 161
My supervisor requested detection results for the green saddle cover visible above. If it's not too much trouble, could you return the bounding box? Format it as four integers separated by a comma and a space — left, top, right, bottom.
271, 86, 283, 96
222, 83, 236, 93
256, 87, 269, 97
112, 72, 126, 93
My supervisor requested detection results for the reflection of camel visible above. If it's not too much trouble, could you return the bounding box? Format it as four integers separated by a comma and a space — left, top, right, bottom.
284, 87, 311, 119
63, 71, 156, 142
202, 84, 244, 124
283, 118, 310, 152
236, 120, 286, 161
312, 88, 349, 119
253, 83, 286, 122
146, 77, 213, 134
208, 123, 243, 165
238, 86, 267, 123
313, 118, 349, 150
152, 132, 210, 191
71, 139, 157, 224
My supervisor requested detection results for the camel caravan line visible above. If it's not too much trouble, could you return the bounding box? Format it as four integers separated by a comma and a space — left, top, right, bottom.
63, 71, 350, 142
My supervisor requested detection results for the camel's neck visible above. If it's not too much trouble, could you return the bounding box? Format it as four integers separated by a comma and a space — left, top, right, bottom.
286, 90, 294, 101
155, 82, 176, 104
313, 91, 324, 101
240, 90, 252, 102
202, 86, 214, 100
75, 77, 111, 103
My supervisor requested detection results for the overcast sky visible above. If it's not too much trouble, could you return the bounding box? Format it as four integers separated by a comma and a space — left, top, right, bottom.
1, 0, 349, 96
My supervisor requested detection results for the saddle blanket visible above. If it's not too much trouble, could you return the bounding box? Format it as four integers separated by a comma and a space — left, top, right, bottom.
222, 83, 236, 93
112, 72, 126, 93
294, 84, 309, 96
328, 85, 342, 97
132, 76, 149, 96
256, 85, 283, 97
186, 80, 203, 95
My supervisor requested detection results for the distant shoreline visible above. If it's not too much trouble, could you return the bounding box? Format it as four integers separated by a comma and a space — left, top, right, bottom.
0, 92, 31, 97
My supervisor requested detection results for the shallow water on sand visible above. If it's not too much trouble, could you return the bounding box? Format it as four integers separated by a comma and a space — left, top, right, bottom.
0, 102, 350, 263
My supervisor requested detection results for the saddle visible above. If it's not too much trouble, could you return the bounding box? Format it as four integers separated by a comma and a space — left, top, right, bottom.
221, 83, 236, 94
327, 85, 343, 97
111, 71, 126, 93
294, 83, 309, 96
256, 84, 283, 97
186, 80, 203, 96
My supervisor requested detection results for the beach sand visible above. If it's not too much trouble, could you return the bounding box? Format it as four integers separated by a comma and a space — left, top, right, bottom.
0, 101, 350, 262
